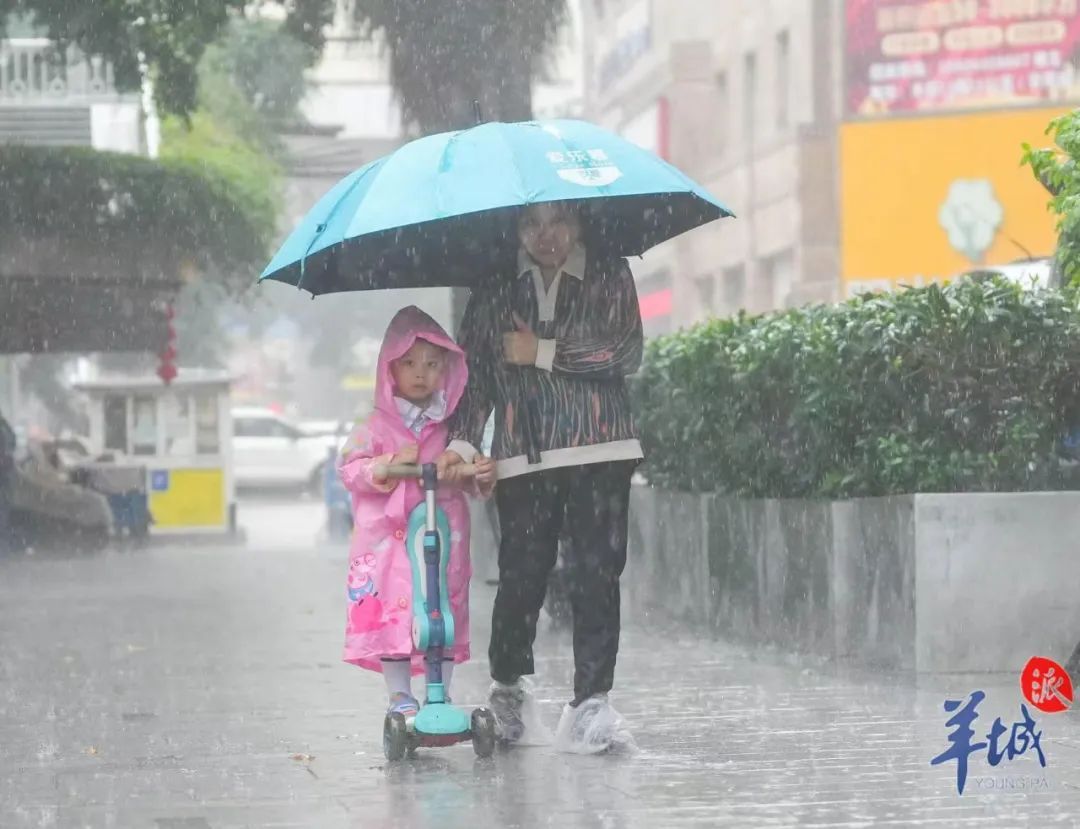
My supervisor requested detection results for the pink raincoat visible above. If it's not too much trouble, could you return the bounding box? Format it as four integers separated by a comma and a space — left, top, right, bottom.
338, 306, 473, 674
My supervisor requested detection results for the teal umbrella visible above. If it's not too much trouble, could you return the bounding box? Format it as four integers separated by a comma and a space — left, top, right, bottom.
260, 118, 733, 295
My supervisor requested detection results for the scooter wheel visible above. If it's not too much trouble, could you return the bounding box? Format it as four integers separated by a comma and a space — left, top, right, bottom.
471, 707, 497, 759
383, 712, 409, 762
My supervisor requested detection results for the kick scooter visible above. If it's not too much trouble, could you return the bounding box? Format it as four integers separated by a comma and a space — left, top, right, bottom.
374, 461, 497, 760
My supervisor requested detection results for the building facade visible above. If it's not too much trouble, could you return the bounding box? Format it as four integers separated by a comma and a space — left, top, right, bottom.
0, 30, 151, 423
583, 1, 1080, 332
581, 0, 843, 334
0, 36, 146, 152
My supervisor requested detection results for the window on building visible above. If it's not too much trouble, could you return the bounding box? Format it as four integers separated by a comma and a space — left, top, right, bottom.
195, 394, 220, 455
722, 265, 746, 311
743, 52, 757, 146
716, 70, 729, 154
164, 394, 193, 456
694, 273, 716, 317
776, 29, 790, 130
131, 396, 157, 456
763, 250, 795, 309
103, 395, 127, 453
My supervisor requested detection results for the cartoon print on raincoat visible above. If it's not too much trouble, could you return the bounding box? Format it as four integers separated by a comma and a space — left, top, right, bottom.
337, 306, 474, 675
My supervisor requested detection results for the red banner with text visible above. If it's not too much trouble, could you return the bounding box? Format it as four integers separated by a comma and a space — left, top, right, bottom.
846, 0, 1080, 117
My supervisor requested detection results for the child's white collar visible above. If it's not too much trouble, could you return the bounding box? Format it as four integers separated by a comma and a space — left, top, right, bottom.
394, 389, 448, 434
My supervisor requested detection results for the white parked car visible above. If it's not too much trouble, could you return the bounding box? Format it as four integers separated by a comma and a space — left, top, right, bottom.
231, 407, 342, 492
956, 257, 1058, 290
298, 419, 350, 439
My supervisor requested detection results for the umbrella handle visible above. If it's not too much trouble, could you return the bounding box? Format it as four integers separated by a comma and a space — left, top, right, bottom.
515, 368, 543, 466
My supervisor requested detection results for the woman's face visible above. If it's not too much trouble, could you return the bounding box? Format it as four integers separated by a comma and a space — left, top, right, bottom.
518, 203, 581, 269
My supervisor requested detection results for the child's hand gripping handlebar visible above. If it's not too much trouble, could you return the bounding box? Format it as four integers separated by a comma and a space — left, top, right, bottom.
373, 462, 477, 480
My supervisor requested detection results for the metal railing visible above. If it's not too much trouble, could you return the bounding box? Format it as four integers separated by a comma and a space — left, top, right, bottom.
0, 38, 119, 102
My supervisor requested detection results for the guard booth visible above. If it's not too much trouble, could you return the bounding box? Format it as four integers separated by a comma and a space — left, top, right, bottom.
75, 370, 238, 537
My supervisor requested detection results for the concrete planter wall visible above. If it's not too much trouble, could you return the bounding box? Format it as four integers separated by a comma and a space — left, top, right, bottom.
625, 487, 1080, 673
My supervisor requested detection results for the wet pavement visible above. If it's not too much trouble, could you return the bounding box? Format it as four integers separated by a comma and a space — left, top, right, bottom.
2, 495, 1080, 828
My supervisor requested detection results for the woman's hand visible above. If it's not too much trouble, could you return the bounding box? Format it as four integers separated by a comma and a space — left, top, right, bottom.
474, 454, 496, 489
436, 449, 465, 483
503, 313, 539, 366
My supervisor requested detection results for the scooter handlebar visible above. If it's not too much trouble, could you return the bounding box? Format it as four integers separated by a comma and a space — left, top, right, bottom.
373, 462, 477, 481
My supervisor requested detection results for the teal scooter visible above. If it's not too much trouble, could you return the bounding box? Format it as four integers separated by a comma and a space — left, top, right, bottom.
375, 462, 497, 761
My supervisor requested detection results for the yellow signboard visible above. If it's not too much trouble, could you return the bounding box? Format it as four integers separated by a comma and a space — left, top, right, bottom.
149, 468, 226, 529
341, 374, 375, 391
840, 106, 1067, 296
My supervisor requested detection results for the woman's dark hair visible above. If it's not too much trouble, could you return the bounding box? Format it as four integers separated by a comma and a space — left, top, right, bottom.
516, 199, 587, 225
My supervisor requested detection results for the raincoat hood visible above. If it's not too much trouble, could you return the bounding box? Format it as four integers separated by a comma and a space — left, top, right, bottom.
374, 306, 466, 423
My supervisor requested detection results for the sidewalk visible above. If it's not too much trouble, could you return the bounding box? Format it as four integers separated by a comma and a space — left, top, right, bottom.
1, 497, 1078, 827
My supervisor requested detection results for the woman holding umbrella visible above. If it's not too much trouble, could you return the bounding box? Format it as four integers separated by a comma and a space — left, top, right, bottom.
437, 200, 644, 750
259, 117, 732, 751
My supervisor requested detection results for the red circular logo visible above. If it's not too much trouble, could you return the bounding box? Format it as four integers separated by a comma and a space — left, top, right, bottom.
1021, 656, 1074, 714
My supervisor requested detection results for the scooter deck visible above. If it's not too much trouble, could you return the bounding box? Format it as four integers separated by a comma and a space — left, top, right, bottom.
413, 700, 471, 737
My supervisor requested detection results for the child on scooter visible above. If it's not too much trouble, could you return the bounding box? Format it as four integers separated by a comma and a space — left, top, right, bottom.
337, 306, 495, 717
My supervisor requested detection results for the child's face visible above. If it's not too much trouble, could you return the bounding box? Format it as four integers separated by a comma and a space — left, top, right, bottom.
390, 339, 447, 405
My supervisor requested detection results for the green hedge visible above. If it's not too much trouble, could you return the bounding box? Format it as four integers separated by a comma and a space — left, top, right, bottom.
633, 279, 1080, 497
1023, 108, 1080, 287
0, 144, 273, 288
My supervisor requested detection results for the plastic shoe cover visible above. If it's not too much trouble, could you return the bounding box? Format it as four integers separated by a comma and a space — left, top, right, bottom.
554, 694, 637, 755
488, 678, 553, 746
488, 680, 525, 742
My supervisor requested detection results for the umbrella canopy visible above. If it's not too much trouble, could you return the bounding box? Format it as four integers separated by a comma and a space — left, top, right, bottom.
260, 118, 734, 296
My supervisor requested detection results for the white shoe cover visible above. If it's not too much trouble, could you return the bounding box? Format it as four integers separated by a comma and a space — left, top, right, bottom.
554, 695, 637, 755
488, 677, 553, 747
515, 678, 554, 746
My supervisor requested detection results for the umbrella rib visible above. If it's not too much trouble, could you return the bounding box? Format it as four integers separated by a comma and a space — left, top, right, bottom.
296, 161, 384, 292
434, 130, 464, 221
498, 122, 535, 206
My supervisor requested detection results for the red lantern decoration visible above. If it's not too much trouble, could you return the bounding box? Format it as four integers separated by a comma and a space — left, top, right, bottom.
157, 303, 178, 385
